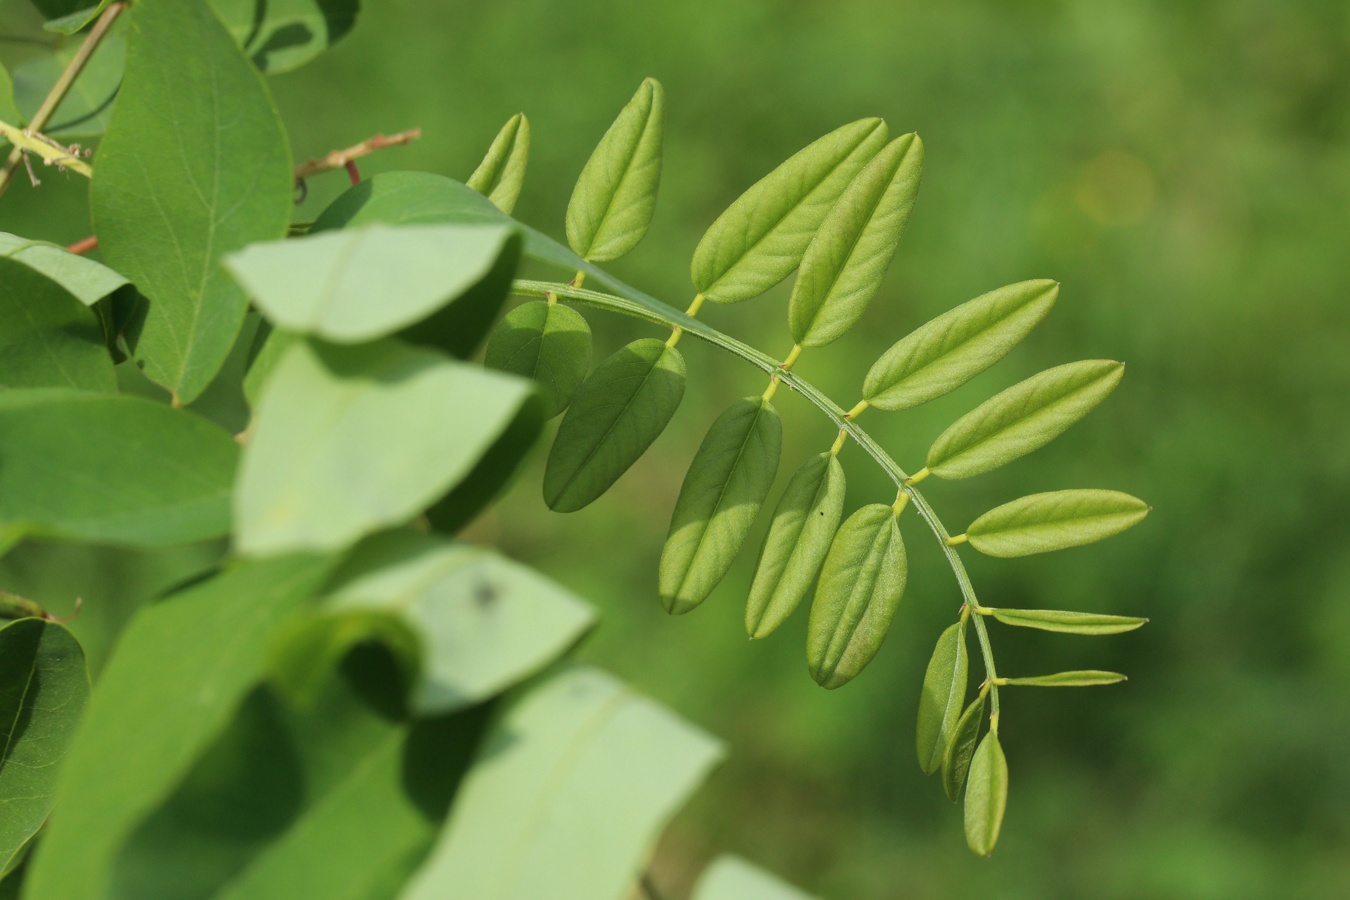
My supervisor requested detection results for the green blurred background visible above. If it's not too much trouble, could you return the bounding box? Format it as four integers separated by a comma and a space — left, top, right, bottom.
7, 0, 1350, 897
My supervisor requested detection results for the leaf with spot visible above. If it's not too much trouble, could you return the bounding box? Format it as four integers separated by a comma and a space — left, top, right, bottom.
484, 300, 592, 419
989, 608, 1147, 635
963, 732, 1008, 856
916, 621, 968, 775
966, 489, 1149, 558
468, 113, 530, 214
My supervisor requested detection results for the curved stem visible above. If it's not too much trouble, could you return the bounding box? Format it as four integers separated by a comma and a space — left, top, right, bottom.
514, 278, 1001, 718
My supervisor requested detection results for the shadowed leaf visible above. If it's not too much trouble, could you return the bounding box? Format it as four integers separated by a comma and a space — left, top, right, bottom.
916, 621, 968, 774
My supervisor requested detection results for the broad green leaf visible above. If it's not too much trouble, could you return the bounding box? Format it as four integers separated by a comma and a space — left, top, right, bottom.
213, 0, 360, 73
224, 224, 518, 343
660, 397, 782, 615
402, 665, 723, 900
1003, 670, 1127, 687
942, 693, 985, 802
927, 360, 1124, 479
565, 78, 664, 262
242, 324, 296, 409
468, 112, 530, 214
0, 257, 114, 391
692, 856, 817, 900
788, 134, 924, 348
691, 118, 889, 304
321, 530, 596, 715
989, 607, 1147, 635
426, 394, 545, 534
484, 299, 592, 419
966, 489, 1150, 557
23, 555, 335, 900
0, 620, 89, 873
963, 733, 1008, 856
12, 34, 123, 137
807, 503, 907, 689
0, 390, 237, 547
544, 338, 686, 513
745, 452, 845, 639
863, 279, 1059, 410
916, 621, 968, 775
235, 339, 532, 556
92, 0, 293, 404
0, 233, 128, 306
41, 2, 114, 35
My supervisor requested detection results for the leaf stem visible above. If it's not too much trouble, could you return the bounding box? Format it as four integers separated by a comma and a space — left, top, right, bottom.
291, 128, 423, 180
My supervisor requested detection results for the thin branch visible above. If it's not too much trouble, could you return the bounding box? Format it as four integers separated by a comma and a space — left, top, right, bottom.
67, 235, 99, 255
0, 121, 93, 178
292, 128, 422, 181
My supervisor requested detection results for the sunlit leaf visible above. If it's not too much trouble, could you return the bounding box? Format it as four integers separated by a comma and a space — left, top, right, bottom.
966, 489, 1149, 557
989, 607, 1147, 635
963, 732, 1007, 856
468, 112, 530, 214
484, 299, 592, 419
0, 257, 114, 392
916, 621, 968, 775
0, 233, 128, 306
692, 856, 817, 900
942, 693, 985, 802
1003, 670, 1126, 687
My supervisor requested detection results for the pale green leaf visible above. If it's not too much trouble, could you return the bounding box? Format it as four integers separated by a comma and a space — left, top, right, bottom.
863, 279, 1059, 410
12, 34, 123, 137
989, 607, 1147, 635
660, 397, 782, 615
1003, 670, 1127, 687
0, 620, 89, 874
467, 112, 530, 214
788, 134, 924, 348
927, 359, 1124, 479
692, 856, 817, 900
484, 299, 592, 419
235, 339, 533, 556
566, 78, 664, 262
543, 338, 686, 512
967, 489, 1150, 557
213, 0, 360, 73
92, 0, 293, 403
0, 233, 129, 306
963, 733, 1008, 856
942, 693, 985, 802
0, 257, 114, 392
242, 325, 296, 409
807, 503, 907, 689
746, 452, 846, 639
916, 621, 968, 775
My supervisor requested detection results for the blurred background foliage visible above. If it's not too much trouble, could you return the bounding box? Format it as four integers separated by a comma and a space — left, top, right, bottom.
4, 0, 1349, 897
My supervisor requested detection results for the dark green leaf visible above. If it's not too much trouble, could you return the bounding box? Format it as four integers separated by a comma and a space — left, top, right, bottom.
40, 2, 113, 36
967, 489, 1150, 557
543, 338, 686, 513
484, 299, 592, 419
12, 34, 122, 137
927, 360, 1125, 479
426, 394, 545, 535
963, 732, 1008, 856
989, 607, 1147, 635
565, 78, 664, 262
788, 134, 924, 348
213, 0, 360, 74
863, 279, 1059, 410
0, 257, 114, 391
660, 397, 782, 615
807, 503, 907, 689
0, 233, 128, 305
691, 118, 888, 304
942, 693, 985, 802
693, 856, 817, 900
92, 0, 292, 403
1003, 670, 1127, 687
0, 63, 19, 124
467, 112, 530, 214
916, 621, 968, 775
745, 452, 845, 639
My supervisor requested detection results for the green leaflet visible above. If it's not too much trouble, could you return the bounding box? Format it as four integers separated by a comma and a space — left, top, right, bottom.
989, 607, 1147, 635
691, 118, 889, 304
214, 0, 360, 74
92, 0, 292, 404
745, 452, 846, 639
543, 338, 686, 513
402, 666, 722, 900
0, 620, 90, 874
916, 621, 968, 775
0, 257, 114, 392
484, 300, 593, 419
660, 397, 783, 615
11, 34, 124, 138
807, 503, 907, 689
565, 78, 664, 262
692, 856, 817, 900
863, 279, 1059, 410
0, 233, 129, 306
942, 693, 985, 802
224, 224, 518, 343
788, 134, 924, 348
235, 340, 532, 556
966, 489, 1150, 558
468, 113, 530, 214
0, 390, 238, 548
963, 732, 1008, 856
1003, 670, 1126, 687
927, 359, 1124, 479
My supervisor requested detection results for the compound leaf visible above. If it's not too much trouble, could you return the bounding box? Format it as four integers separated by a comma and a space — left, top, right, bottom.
989, 608, 1147, 635
484, 299, 592, 419
963, 732, 1008, 856
468, 112, 530, 214
916, 621, 968, 775
692, 856, 817, 900
1003, 670, 1127, 687
0, 257, 114, 392
942, 693, 985, 802
967, 489, 1150, 558
660, 397, 782, 615
863, 279, 1059, 410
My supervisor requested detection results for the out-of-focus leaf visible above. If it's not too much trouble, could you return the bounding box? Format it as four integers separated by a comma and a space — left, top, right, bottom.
0, 257, 114, 391
916, 621, 967, 775
863, 279, 1059, 410
692, 856, 817, 900
484, 299, 592, 419
213, 0, 360, 74
0, 63, 19, 124
565, 78, 664, 262
543, 338, 686, 513
691, 118, 889, 304
1002, 670, 1127, 687
40, 2, 114, 36
0, 620, 89, 873
746, 452, 845, 639
0, 390, 237, 547
242, 325, 296, 410
12, 35, 122, 136
927, 360, 1124, 479
467, 112, 530, 214
0, 233, 128, 306
989, 607, 1147, 635
807, 503, 906, 689
788, 134, 924, 348
942, 693, 985, 802
235, 339, 532, 556
92, 0, 292, 403
660, 397, 782, 615
963, 732, 1007, 856
966, 489, 1150, 557
401, 665, 723, 900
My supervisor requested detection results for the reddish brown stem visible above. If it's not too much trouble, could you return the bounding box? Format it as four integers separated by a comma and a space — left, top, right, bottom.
67, 235, 99, 255
292, 128, 422, 181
